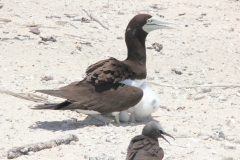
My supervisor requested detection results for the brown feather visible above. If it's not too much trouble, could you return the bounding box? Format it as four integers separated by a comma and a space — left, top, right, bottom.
35, 79, 143, 114
126, 135, 164, 160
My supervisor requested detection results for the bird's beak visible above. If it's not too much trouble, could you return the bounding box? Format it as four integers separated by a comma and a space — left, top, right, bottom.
142, 16, 174, 33
160, 131, 175, 144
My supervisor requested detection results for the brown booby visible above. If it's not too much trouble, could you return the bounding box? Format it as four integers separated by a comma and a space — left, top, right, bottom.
126, 121, 174, 160
33, 14, 173, 124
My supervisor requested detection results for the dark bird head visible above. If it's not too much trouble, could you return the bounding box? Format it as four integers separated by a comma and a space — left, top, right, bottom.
142, 121, 175, 144
125, 14, 173, 60
125, 14, 173, 40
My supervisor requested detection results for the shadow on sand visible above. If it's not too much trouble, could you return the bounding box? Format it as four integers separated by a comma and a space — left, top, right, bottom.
29, 115, 160, 131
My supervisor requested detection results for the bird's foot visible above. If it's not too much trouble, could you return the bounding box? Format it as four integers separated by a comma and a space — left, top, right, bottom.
129, 113, 136, 123
114, 114, 120, 124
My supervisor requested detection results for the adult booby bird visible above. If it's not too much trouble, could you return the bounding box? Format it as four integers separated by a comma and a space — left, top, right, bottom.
33, 14, 172, 124
126, 121, 174, 160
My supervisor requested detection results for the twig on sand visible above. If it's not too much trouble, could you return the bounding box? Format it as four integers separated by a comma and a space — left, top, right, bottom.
235, 65, 240, 71
69, 22, 78, 29
7, 134, 79, 159
20, 24, 42, 27
0, 17, 12, 22
64, 33, 87, 40
0, 88, 47, 102
64, 34, 92, 46
149, 82, 240, 88
82, 8, 109, 30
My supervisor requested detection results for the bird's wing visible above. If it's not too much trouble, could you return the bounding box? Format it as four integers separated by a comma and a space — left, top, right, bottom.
85, 57, 132, 85
126, 135, 164, 160
36, 79, 143, 114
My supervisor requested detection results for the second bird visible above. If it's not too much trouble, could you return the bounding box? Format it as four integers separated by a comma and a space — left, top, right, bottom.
126, 121, 174, 160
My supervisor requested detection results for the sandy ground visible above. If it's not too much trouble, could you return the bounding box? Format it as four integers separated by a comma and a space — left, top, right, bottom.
0, 0, 240, 159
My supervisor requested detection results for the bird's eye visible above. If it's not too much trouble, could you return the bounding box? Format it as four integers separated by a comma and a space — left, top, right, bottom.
158, 129, 163, 134
147, 19, 152, 23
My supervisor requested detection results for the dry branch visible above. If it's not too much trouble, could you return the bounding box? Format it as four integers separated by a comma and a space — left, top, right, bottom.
7, 134, 79, 159
149, 82, 240, 88
64, 33, 92, 46
64, 33, 86, 39
20, 24, 42, 27
236, 66, 240, 71
82, 8, 109, 30
0, 88, 47, 102
69, 22, 78, 29
0, 17, 12, 22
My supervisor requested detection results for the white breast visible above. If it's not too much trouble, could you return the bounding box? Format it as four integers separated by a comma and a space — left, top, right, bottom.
119, 79, 160, 121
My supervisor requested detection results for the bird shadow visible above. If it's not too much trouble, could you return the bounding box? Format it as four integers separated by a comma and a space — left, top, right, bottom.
29, 115, 159, 131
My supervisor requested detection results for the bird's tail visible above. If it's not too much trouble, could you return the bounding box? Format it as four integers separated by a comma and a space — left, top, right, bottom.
36, 90, 65, 99
31, 103, 58, 110
32, 101, 72, 110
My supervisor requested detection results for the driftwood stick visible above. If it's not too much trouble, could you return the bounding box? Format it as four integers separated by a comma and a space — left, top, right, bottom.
149, 82, 240, 88
0, 88, 47, 102
20, 24, 42, 27
64, 34, 92, 45
69, 22, 78, 29
0, 17, 12, 22
64, 33, 86, 39
82, 8, 109, 30
236, 66, 240, 71
7, 134, 79, 159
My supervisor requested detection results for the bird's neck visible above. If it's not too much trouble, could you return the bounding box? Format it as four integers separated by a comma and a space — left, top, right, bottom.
125, 29, 147, 65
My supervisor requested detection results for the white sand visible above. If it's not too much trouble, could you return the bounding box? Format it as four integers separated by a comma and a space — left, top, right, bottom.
0, 0, 239, 159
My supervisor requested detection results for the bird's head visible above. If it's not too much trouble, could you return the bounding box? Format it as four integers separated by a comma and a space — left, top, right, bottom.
126, 14, 173, 36
142, 121, 175, 144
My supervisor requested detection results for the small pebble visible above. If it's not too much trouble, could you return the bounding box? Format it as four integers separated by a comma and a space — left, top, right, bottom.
218, 131, 226, 139
29, 27, 40, 35
202, 87, 211, 93
8, 152, 16, 159
20, 147, 28, 153
70, 141, 77, 145
201, 135, 210, 140
196, 87, 202, 93
14, 36, 25, 41
194, 94, 205, 100
106, 138, 111, 142
198, 132, 204, 137
224, 143, 236, 150
222, 157, 235, 160
28, 151, 34, 155
208, 67, 215, 70
219, 96, 227, 101
155, 69, 160, 73
108, 155, 115, 160
211, 150, 216, 155
216, 137, 224, 141
132, 127, 136, 132
41, 72, 54, 81
5, 118, 12, 122
173, 128, 177, 132
226, 119, 235, 128
171, 68, 182, 75
147, 76, 155, 80
235, 138, 240, 144
226, 136, 235, 141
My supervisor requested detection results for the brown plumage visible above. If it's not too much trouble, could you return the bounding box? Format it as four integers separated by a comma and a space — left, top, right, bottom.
126, 121, 174, 160
34, 14, 153, 114
36, 80, 143, 114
